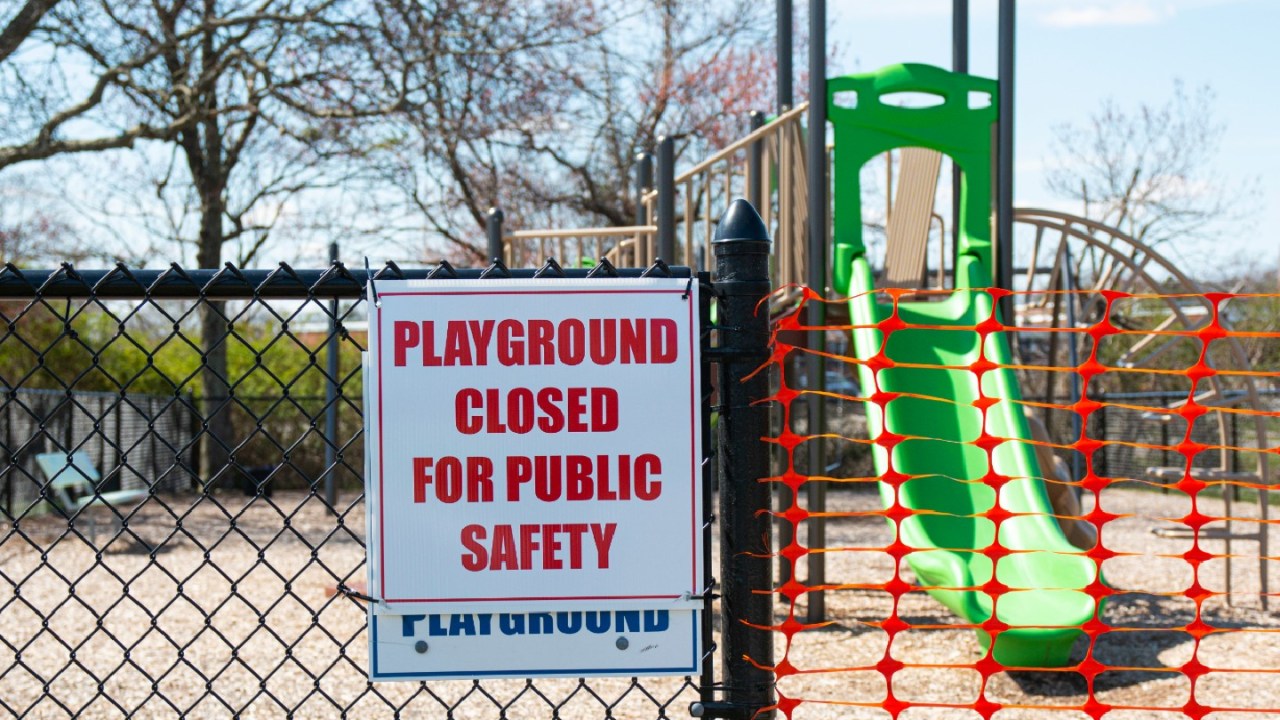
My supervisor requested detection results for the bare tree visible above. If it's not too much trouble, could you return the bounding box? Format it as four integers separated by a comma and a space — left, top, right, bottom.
2, 0, 794, 475
0, 0, 397, 485
1044, 81, 1259, 247
365, 0, 780, 262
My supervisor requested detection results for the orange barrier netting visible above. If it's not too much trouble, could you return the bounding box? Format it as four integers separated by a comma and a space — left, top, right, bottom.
756, 287, 1280, 719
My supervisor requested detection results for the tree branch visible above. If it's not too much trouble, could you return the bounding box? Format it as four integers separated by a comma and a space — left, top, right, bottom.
0, 0, 60, 64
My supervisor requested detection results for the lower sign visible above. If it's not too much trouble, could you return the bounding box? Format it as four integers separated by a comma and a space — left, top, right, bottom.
369, 608, 700, 680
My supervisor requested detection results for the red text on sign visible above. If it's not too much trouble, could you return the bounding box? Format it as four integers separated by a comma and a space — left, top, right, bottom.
454, 386, 619, 434
413, 456, 494, 503
506, 454, 662, 502
410, 454, 662, 504
459, 522, 618, 571
391, 318, 677, 368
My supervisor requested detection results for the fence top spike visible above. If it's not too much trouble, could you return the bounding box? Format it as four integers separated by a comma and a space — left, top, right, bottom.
380, 260, 405, 279
713, 199, 769, 243
427, 260, 458, 279
479, 257, 511, 279
586, 257, 619, 278
641, 258, 672, 278
534, 257, 565, 278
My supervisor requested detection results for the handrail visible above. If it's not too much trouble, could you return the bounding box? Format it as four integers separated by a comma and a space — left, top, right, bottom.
505, 226, 656, 241
670, 103, 809, 187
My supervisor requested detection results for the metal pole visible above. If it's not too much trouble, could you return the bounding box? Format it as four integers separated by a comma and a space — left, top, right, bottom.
486, 207, 504, 263
997, 0, 1016, 323
657, 136, 677, 263
323, 241, 339, 512
952, 0, 968, 285
696, 268, 717, 710
778, 0, 793, 112
635, 152, 654, 227
748, 111, 765, 209
713, 199, 775, 718
805, 0, 828, 624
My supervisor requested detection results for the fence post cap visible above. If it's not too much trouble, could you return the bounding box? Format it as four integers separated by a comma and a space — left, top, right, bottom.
713, 199, 770, 245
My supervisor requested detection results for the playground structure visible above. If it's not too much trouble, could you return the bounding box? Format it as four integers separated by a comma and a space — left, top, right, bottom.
497, 53, 1276, 684
500, 103, 811, 296
1012, 208, 1273, 608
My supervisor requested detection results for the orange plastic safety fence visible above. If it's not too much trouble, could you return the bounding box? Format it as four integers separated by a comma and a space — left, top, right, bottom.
756, 287, 1280, 720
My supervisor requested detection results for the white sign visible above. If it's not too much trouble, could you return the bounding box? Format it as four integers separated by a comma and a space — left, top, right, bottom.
369, 608, 701, 680
364, 278, 703, 615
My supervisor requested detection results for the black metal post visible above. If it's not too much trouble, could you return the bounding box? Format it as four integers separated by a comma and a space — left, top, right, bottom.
323, 241, 339, 511
1097, 395, 1108, 479
997, 0, 1015, 323
657, 136, 677, 263
711, 199, 775, 719
486, 207, 504, 263
748, 111, 765, 209
952, 0, 968, 284
635, 152, 654, 227
805, 0, 828, 623
777, 0, 793, 112
697, 269, 717, 709
1160, 416, 1171, 494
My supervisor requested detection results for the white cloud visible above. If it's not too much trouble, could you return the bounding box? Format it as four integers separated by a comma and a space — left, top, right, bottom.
1040, 2, 1174, 28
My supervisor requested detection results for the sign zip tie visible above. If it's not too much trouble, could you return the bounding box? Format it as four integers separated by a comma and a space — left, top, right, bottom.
680, 586, 719, 602
682, 275, 695, 300
337, 582, 378, 604
366, 254, 378, 304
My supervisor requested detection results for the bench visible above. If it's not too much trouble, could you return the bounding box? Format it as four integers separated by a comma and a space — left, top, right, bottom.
34, 451, 150, 544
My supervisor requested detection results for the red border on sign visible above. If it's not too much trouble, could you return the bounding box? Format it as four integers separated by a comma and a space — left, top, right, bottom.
375, 287, 700, 605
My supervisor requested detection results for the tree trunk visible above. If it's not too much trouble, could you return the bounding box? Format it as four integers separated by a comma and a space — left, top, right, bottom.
192, 4, 234, 491
196, 185, 233, 490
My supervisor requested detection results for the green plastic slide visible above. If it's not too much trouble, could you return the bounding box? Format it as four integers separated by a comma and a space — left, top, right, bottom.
828, 64, 1101, 667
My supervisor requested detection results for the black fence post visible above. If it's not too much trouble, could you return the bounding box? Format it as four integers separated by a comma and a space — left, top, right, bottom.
997, 0, 1016, 324
486, 207, 504, 263
1097, 395, 1108, 479
657, 136, 677, 263
635, 151, 654, 227
777, 0, 792, 113
324, 241, 339, 511
748, 112, 765, 209
708, 199, 775, 719
805, 0, 829, 623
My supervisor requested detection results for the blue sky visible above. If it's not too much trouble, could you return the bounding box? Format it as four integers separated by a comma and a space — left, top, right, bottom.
828, 0, 1278, 272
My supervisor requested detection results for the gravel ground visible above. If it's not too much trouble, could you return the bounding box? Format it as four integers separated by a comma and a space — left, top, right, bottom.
778, 482, 1280, 720
0, 492, 696, 719
0, 485, 1274, 719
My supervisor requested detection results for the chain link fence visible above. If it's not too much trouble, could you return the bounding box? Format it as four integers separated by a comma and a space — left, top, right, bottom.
0, 264, 704, 719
